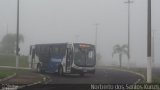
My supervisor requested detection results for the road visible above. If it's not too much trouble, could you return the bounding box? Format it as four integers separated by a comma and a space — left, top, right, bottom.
17, 67, 144, 90
43, 67, 143, 84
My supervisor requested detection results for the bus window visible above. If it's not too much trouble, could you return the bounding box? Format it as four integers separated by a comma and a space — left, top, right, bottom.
88, 50, 94, 59
51, 47, 66, 59
32, 49, 35, 59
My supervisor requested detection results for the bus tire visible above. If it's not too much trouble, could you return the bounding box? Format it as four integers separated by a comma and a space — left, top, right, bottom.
58, 66, 63, 76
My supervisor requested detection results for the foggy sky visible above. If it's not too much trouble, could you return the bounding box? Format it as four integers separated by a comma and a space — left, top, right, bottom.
0, 0, 160, 67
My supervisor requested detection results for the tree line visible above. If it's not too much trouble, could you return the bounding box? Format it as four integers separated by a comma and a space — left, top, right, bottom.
0, 33, 24, 54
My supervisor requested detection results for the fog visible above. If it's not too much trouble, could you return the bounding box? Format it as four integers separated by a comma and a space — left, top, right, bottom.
0, 0, 160, 67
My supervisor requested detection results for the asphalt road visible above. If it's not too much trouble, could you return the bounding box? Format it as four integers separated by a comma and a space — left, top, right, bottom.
43, 67, 143, 84
17, 67, 144, 90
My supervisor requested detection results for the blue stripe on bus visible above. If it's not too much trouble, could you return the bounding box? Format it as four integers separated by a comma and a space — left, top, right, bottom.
46, 58, 62, 73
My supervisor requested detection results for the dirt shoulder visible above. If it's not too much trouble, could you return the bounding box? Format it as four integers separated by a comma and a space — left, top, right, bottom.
0, 67, 45, 85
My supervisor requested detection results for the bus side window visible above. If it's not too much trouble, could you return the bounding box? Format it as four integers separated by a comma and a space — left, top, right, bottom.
49, 47, 52, 57
35, 47, 38, 56
51, 47, 55, 58
59, 48, 65, 58
32, 49, 35, 59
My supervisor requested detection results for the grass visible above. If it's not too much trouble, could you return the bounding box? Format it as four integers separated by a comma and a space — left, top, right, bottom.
0, 54, 29, 67
114, 67, 160, 83
127, 68, 160, 83
153, 77, 160, 84
0, 68, 44, 84
19, 55, 29, 67
0, 71, 15, 79
152, 73, 160, 84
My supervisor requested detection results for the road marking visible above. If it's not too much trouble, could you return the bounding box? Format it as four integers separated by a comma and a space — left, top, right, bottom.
134, 79, 141, 84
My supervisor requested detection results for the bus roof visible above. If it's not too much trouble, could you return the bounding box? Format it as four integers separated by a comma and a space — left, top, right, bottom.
30, 43, 95, 47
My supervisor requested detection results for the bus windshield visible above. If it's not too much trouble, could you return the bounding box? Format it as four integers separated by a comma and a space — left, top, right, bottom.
74, 44, 96, 67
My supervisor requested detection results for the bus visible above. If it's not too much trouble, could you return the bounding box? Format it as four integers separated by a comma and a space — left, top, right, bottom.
28, 43, 96, 76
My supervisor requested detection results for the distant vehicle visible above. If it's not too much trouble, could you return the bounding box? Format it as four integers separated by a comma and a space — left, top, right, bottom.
29, 43, 96, 76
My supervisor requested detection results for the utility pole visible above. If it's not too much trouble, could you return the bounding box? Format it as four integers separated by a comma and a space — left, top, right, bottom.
147, 0, 152, 83
124, 0, 134, 68
151, 30, 154, 63
16, 0, 20, 69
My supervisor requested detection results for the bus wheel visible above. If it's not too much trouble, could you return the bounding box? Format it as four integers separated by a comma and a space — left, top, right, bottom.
58, 66, 63, 76
80, 73, 84, 77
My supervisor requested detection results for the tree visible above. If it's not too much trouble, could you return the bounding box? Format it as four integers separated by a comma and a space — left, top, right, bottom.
0, 33, 24, 54
112, 44, 128, 68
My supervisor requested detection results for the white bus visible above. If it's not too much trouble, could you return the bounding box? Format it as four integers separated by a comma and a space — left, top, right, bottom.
29, 43, 96, 76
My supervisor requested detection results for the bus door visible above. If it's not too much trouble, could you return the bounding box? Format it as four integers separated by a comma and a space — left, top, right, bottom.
66, 46, 73, 73
30, 45, 36, 69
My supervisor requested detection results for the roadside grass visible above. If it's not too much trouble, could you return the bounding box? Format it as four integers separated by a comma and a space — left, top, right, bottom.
153, 77, 160, 84
0, 71, 15, 79
0, 55, 44, 84
128, 68, 160, 83
19, 56, 29, 67
113, 66, 160, 83
0, 55, 29, 68
152, 74, 160, 84
0, 68, 44, 84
